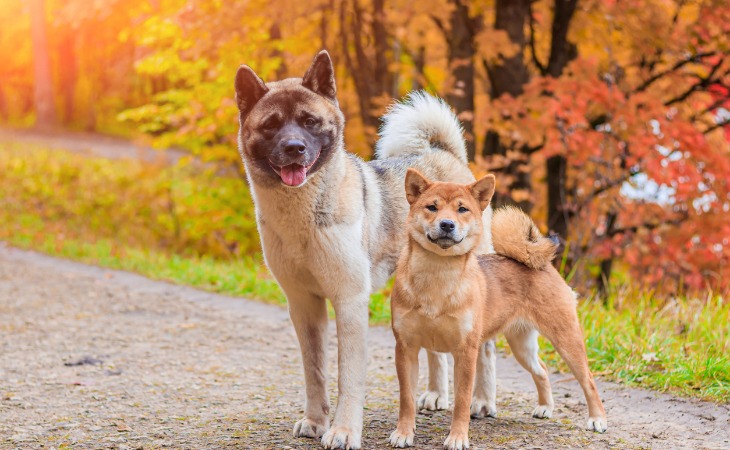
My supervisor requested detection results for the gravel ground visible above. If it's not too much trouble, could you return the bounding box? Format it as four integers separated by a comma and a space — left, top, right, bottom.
1, 244, 728, 449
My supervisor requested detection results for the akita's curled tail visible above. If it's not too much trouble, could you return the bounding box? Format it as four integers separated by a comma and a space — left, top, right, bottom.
492, 206, 558, 270
375, 91, 467, 163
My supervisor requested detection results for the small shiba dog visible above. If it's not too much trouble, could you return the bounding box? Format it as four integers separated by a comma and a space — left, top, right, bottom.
389, 169, 607, 449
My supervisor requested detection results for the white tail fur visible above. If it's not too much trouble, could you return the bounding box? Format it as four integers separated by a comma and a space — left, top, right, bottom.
375, 91, 468, 163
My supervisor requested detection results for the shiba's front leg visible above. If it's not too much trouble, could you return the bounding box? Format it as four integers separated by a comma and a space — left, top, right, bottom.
288, 291, 330, 439
445, 344, 479, 450
321, 294, 369, 449
390, 341, 419, 448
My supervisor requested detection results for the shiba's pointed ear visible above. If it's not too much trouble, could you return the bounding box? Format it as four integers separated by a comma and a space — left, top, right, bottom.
469, 174, 496, 211
302, 50, 337, 103
405, 168, 432, 205
235, 65, 268, 119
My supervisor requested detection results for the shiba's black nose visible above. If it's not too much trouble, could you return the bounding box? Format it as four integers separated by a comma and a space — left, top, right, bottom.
284, 140, 306, 154
439, 220, 456, 232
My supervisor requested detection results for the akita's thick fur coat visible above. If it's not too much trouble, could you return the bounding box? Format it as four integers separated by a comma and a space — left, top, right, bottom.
235, 51, 493, 449
389, 171, 607, 449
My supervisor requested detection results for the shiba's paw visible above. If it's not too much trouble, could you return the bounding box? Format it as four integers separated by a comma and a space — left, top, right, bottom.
321, 425, 361, 449
443, 431, 469, 450
389, 424, 415, 448
293, 417, 328, 439
587, 416, 607, 433
418, 390, 449, 411
469, 398, 497, 418
531, 404, 554, 419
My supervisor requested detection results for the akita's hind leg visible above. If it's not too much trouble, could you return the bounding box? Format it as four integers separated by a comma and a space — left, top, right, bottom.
470, 340, 497, 418
417, 351, 449, 411
288, 292, 330, 439
537, 302, 607, 433
504, 327, 554, 419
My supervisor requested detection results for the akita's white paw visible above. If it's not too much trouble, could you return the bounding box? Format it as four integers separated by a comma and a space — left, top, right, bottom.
531, 404, 554, 419
587, 416, 608, 433
418, 390, 449, 411
469, 398, 497, 418
389, 426, 415, 448
443, 431, 469, 450
293, 417, 328, 438
321, 425, 362, 449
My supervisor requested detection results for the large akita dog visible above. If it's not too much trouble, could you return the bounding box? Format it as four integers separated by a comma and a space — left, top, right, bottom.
389, 170, 607, 449
234, 51, 494, 449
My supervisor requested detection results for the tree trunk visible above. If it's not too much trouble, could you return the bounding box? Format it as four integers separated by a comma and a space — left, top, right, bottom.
546, 154, 568, 237
596, 211, 618, 300
545, 0, 579, 239
484, 0, 532, 211
270, 22, 287, 79
446, 0, 478, 162
30, 0, 57, 128
411, 44, 426, 91
339, 0, 391, 146
58, 30, 77, 124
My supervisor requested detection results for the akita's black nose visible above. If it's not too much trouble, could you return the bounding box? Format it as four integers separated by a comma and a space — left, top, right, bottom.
440, 220, 456, 232
284, 140, 306, 154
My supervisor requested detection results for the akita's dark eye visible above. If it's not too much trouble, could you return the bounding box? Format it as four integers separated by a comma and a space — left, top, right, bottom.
458, 206, 469, 213
426, 204, 437, 212
262, 116, 280, 130
304, 117, 317, 128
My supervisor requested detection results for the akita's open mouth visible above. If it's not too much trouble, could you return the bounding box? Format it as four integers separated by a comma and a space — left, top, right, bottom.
269, 149, 322, 187
427, 234, 464, 249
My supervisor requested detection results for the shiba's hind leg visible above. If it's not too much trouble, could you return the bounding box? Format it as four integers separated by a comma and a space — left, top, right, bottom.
535, 294, 607, 433
470, 340, 497, 418
504, 326, 554, 419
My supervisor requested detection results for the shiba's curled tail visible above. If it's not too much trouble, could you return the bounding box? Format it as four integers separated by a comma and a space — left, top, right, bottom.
375, 91, 467, 163
492, 206, 558, 270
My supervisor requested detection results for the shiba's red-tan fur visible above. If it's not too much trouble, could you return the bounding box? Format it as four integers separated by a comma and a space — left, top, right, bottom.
389, 169, 607, 449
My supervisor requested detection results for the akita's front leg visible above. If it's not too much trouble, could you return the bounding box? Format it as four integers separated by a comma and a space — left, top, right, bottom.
445, 345, 479, 450
321, 294, 369, 450
288, 291, 331, 439
470, 340, 497, 418
418, 351, 449, 411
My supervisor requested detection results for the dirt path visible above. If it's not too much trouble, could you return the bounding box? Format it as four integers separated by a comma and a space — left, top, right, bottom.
1, 244, 728, 449
0, 127, 186, 165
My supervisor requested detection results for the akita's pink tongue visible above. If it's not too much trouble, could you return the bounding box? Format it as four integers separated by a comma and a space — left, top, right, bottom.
280, 164, 307, 186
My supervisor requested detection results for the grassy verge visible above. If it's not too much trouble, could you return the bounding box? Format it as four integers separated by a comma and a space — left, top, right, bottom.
1, 140, 728, 402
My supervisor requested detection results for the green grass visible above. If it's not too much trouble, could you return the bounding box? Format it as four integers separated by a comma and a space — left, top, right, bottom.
1, 140, 728, 402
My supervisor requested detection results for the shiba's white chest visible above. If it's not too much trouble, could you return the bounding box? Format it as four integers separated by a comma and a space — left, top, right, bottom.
393, 308, 474, 353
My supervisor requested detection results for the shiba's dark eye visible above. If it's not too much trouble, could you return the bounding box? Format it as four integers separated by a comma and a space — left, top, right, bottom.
458, 206, 469, 213
426, 204, 437, 212
304, 117, 317, 128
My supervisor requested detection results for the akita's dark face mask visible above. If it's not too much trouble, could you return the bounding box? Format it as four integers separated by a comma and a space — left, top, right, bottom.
235, 51, 344, 187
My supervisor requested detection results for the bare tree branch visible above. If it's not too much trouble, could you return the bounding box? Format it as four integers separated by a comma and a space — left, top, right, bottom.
632, 51, 716, 94
527, 0, 547, 75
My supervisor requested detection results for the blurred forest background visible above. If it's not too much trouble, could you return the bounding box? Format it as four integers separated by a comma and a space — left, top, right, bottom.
2, 0, 730, 401
1, 0, 730, 296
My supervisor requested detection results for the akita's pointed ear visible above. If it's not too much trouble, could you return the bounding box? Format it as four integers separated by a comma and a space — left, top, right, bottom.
235, 65, 269, 119
405, 168, 432, 205
302, 50, 337, 103
469, 174, 496, 211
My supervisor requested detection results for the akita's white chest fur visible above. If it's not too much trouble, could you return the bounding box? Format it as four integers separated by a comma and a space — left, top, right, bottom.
249, 171, 371, 300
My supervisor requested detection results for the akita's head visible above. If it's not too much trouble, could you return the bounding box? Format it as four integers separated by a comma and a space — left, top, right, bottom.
404, 169, 495, 256
235, 51, 344, 188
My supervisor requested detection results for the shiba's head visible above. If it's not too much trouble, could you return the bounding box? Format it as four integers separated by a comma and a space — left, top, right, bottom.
404, 169, 495, 256
235, 50, 344, 188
